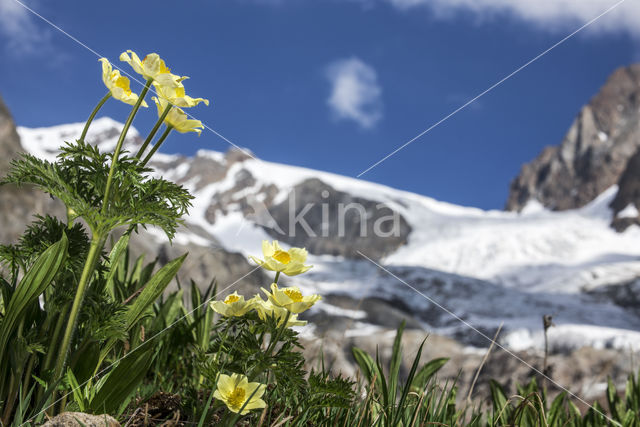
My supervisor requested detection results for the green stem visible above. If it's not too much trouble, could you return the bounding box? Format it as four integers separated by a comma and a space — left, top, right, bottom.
136, 103, 172, 159
141, 125, 173, 167
250, 311, 291, 381
264, 311, 290, 357
274, 271, 281, 284
36, 303, 69, 402
102, 78, 153, 215
52, 236, 104, 384
1, 372, 17, 424
79, 92, 111, 142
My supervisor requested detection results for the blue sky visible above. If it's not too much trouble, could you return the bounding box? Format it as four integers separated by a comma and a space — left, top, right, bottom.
0, 0, 638, 209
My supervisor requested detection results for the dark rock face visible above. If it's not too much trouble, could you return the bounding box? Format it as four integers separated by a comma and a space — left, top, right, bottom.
128, 230, 267, 297
262, 178, 411, 259
0, 94, 65, 244
507, 64, 640, 212
610, 147, 640, 231
0, 94, 20, 173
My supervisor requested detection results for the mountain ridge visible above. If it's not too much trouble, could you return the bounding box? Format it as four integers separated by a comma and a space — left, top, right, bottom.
506, 63, 640, 230
6, 115, 640, 354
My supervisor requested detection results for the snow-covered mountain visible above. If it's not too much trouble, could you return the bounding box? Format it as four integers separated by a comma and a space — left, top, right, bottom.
15, 117, 640, 353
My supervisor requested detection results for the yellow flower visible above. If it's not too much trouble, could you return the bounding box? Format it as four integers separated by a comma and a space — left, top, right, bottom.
253, 296, 307, 327
213, 373, 267, 415
119, 50, 181, 87
249, 240, 312, 276
210, 292, 254, 317
261, 283, 321, 314
98, 58, 148, 107
153, 79, 209, 108
153, 97, 204, 135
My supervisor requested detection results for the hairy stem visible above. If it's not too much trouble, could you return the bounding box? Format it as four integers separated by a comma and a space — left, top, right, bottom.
79, 92, 111, 143
136, 103, 172, 159
52, 236, 104, 385
102, 78, 153, 215
141, 125, 173, 167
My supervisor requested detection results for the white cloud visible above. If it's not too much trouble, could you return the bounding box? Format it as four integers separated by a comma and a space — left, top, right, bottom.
326, 57, 383, 129
0, 0, 50, 54
385, 0, 640, 37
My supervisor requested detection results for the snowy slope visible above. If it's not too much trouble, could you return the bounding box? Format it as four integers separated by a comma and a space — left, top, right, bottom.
197, 154, 640, 294
16, 117, 640, 351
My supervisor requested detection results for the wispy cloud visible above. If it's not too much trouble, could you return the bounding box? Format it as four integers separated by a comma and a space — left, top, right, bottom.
326, 57, 383, 129
385, 0, 638, 36
0, 0, 50, 55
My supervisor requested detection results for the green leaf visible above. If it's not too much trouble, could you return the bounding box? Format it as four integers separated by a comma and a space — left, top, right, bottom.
72, 340, 101, 385
104, 234, 130, 298
89, 346, 154, 414
411, 357, 449, 393
547, 392, 566, 426
608, 377, 621, 420
352, 347, 380, 392
388, 320, 405, 403
100, 253, 187, 360
65, 369, 87, 412
394, 338, 425, 426
489, 379, 511, 426
123, 253, 187, 328
0, 234, 68, 365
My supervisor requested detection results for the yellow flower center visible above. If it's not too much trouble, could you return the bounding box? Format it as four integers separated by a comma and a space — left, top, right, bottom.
159, 60, 171, 74
273, 250, 291, 264
228, 387, 246, 409
284, 288, 303, 302
115, 76, 132, 95
225, 295, 240, 304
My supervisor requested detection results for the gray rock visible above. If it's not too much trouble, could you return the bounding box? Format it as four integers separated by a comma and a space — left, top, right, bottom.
127, 228, 267, 298
610, 147, 640, 230
0, 94, 20, 173
507, 64, 640, 212
0, 94, 65, 245
42, 412, 119, 427
263, 178, 411, 259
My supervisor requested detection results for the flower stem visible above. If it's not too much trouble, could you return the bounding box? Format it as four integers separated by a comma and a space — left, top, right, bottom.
79, 92, 111, 142
102, 78, 153, 215
52, 235, 104, 384
274, 271, 280, 284
136, 102, 172, 159
141, 125, 173, 166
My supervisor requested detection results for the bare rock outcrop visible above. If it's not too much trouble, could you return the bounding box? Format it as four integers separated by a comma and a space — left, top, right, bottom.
263, 178, 411, 259
0, 94, 65, 244
507, 64, 640, 212
42, 412, 119, 427
610, 147, 640, 231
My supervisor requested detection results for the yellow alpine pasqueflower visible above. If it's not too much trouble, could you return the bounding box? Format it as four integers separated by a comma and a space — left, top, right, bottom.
153, 97, 204, 135
119, 50, 181, 87
98, 58, 148, 107
261, 283, 321, 314
153, 80, 209, 108
249, 240, 312, 276
213, 373, 267, 415
252, 296, 307, 327
210, 292, 254, 317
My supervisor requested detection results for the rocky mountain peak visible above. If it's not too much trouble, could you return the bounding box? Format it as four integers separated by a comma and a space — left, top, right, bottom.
506, 64, 640, 215
0, 94, 22, 174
